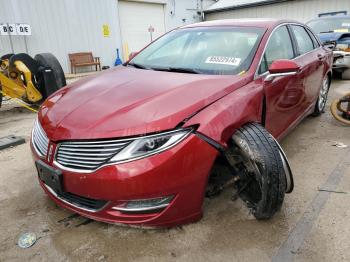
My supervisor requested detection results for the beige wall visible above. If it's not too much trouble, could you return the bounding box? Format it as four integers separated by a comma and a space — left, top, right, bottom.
205, 0, 350, 23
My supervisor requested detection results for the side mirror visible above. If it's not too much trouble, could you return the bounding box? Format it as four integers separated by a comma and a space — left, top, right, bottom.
129, 52, 139, 60
265, 59, 299, 82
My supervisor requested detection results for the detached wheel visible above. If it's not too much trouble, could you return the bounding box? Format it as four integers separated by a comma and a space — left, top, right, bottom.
229, 123, 287, 220
34, 53, 66, 89
312, 75, 330, 116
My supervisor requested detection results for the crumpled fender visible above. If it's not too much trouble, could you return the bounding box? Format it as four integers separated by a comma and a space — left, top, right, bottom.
183, 81, 264, 147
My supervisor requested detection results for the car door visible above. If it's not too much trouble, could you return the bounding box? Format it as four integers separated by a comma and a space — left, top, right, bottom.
258, 25, 305, 138
289, 25, 324, 110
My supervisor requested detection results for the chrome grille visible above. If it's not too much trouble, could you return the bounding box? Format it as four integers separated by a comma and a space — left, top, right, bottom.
32, 119, 49, 157
55, 139, 131, 172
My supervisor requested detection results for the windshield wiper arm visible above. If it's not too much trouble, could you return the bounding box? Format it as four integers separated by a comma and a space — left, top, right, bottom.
127, 62, 151, 70
128, 63, 201, 74
150, 66, 201, 74
168, 67, 201, 74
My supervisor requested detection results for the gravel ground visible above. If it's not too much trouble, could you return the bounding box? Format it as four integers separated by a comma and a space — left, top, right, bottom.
0, 79, 349, 262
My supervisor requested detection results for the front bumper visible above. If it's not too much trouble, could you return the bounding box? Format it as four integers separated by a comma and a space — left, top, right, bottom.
333, 51, 350, 70
31, 134, 218, 227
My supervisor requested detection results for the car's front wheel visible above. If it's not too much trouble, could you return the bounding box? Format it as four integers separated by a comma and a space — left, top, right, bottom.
227, 123, 288, 219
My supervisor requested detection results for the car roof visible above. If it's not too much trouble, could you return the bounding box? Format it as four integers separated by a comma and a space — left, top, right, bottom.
181, 18, 300, 29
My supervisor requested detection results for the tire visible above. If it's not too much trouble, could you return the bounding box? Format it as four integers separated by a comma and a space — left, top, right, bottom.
342, 69, 350, 80
9, 53, 41, 75
312, 75, 330, 116
229, 123, 286, 220
34, 53, 66, 89
0, 53, 14, 60
330, 92, 350, 125
0, 84, 2, 108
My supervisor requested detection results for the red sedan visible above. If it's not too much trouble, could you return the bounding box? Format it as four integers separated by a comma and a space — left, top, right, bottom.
31, 19, 332, 227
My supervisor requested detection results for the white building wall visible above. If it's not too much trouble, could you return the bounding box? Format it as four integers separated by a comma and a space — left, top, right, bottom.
205, 0, 350, 23
0, 0, 122, 73
0, 0, 215, 73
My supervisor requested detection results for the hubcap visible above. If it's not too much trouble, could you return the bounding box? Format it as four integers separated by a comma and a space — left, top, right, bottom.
318, 77, 329, 111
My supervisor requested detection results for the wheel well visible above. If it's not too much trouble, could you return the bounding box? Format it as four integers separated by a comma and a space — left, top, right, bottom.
205, 95, 268, 195
205, 154, 234, 198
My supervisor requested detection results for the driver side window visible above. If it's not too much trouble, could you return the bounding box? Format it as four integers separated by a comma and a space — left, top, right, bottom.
259, 26, 295, 74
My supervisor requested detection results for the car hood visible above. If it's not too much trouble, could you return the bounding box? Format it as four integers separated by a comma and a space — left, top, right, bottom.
40, 66, 248, 141
318, 31, 350, 44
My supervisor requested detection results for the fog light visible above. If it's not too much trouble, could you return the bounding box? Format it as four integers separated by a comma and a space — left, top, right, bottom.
112, 196, 174, 213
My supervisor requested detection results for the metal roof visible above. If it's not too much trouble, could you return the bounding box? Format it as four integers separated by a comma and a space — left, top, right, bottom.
204, 0, 295, 13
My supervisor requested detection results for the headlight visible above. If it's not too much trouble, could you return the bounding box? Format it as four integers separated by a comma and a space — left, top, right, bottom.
109, 128, 193, 163
335, 43, 350, 52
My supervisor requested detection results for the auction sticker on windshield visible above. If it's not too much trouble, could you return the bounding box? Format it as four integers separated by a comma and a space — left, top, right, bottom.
205, 56, 241, 66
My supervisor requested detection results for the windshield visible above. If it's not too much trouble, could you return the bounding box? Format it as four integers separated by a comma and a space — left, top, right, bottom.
128, 27, 265, 75
307, 17, 350, 34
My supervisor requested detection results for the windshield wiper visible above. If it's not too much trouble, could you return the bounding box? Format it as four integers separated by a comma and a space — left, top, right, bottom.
168, 67, 201, 74
127, 62, 151, 70
150, 66, 201, 74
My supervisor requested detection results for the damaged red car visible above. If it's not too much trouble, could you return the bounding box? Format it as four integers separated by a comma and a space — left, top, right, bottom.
31, 19, 332, 227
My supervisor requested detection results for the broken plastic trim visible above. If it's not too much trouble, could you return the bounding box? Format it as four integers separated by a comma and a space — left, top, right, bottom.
194, 131, 226, 153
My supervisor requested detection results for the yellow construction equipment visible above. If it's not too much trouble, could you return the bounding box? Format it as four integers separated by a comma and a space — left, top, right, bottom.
331, 92, 350, 125
0, 53, 66, 107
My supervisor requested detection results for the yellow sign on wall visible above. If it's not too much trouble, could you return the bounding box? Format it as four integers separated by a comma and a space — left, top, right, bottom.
103, 24, 110, 37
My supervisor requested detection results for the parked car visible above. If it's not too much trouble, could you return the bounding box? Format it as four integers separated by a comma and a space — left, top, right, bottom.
307, 15, 350, 79
31, 19, 332, 227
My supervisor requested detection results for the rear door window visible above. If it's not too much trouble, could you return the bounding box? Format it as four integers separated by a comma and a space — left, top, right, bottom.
291, 25, 315, 55
305, 28, 320, 48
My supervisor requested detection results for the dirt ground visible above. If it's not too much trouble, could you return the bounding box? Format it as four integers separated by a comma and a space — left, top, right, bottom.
0, 80, 349, 262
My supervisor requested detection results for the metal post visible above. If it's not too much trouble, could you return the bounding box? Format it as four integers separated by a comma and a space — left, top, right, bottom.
23, 35, 28, 53
7, 23, 14, 53
148, 26, 154, 42
200, 0, 204, 21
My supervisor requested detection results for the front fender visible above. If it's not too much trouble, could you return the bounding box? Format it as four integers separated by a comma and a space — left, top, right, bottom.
184, 82, 264, 147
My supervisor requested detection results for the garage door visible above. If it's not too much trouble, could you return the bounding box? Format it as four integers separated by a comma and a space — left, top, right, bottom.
118, 1, 166, 59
